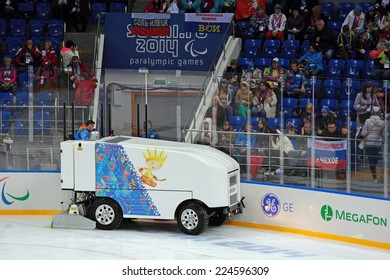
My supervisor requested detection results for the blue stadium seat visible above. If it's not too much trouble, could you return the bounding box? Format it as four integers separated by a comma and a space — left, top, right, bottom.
343, 59, 364, 79
262, 40, 280, 58
338, 100, 355, 122
244, 39, 261, 58
229, 116, 246, 132
0, 92, 14, 108
255, 58, 271, 71
250, 117, 261, 127
337, 2, 355, 12
300, 98, 317, 109
281, 40, 299, 59
18, 71, 29, 91
0, 19, 6, 39
305, 78, 322, 98
321, 99, 339, 112
278, 58, 290, 69
34, 92, 54, 106
33, 110, 51, 135
282, 98, 298, 118
15, 91, 29, 106
340, 79, 360, 100
236, 20, 251, 39
48, 19, 64, 39
267, 118, 281, 129
109, 2, 126, 12
300, 40, 310, 56
327, 21, 343, 39
362, 60, 376, 79
237, 57, 254, 71
10, 19, 26, 37
1, 111, 12, 134
359, 2, 374, 11
14, 118, 29, 135
30, 19, 46, 38
36, 2, 53, 20
18, 1, 34, 17
323, 79, 341, 99
91, 2, 107, 24
325, 59, 345, 78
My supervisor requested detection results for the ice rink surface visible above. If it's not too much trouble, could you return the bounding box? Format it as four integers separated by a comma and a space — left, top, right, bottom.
0, 215, 389, 260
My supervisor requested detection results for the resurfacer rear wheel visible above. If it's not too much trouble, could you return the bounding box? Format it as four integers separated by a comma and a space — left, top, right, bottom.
91, 198, 123, 230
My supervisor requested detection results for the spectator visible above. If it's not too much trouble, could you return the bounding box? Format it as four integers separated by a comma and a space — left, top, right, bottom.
375, 6, 390, 40
14, 38, 41, 71
75, 119, 95, 140
198, 118, 213, 145
369, 39, 387, 61
68, 56, 95, 89
61, 40, 80, 70
140, 120, 160, 139
354, 83, 380, 127
70, 0, 90, 32
0, 0, 17, 20
250, 119, 274, 177
337, 25, 357, 61
312, 19, 336, 60
252, 81, 277, 119
180, 0, 202, 13
216, 0, 236, 13
354, 25, 377, 60
217, 120, 236, 155
40, 40, 59, 67
35, 58, 58, 92
284, 61, 307, 101
235, 81, 253, 117
215, 78, 233, 120
223, 59, 242, 91
53, 0, 71, 32
361, 107, 385, 183
372, 40, 390, 80
287, 120, 312, 176
341, 4, 365, 34
315, 105, 337, 136
162, 0, 179, 13
262, 57, 286, 101
286, 8, 305, 41
241, 68, 262, 93
0, 57, 17, 93
144, 0, 163, 13
234, 123, 256, 169
298, 43, 324, 77
320, 120, 341, 140
205, 95, 226, 129
266, 4, 287, 43
74, 72, 97, 107
249, 5, 269, 42
304, 5, 327, 40
300, 102, 314, 125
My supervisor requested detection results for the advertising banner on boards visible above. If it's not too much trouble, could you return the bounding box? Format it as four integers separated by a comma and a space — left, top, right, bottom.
103, 13, 233, 71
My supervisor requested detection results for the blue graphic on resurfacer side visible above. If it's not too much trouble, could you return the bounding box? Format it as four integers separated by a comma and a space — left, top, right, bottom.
95, 143, 160, 216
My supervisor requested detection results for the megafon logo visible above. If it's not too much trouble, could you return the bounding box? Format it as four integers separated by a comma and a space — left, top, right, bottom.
261, 193, 280, 218
321, 205, 333, 221
1, 177, 30, 205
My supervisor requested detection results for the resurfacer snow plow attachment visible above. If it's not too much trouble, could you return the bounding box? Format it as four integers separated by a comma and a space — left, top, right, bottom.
52, 204, 96, 230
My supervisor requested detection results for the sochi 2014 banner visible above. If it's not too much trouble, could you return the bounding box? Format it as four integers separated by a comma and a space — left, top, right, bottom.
307, 139, 347, 170
185, 13, 234, 33
130, 13, 170, 36
103, 13, 233, 71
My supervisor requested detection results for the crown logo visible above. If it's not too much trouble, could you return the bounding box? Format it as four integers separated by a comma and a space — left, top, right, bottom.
143, 148, 167, 165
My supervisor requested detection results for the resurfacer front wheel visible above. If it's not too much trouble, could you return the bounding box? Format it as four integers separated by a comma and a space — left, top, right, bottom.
177, 202, 208, 235
91, 198, 123, 230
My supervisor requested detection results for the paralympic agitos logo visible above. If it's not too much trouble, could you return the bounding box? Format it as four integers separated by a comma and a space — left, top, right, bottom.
1, 177, 30, 205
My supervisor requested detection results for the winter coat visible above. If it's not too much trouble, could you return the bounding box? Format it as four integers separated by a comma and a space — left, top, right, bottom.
74, 79, 97, 106
361, 115, 385, 147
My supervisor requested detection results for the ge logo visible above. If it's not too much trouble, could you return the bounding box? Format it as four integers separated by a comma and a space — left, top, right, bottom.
321, 205, 333, 221
261, 193, 280, 218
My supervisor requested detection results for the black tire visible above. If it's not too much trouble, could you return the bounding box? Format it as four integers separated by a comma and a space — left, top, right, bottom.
209, 213, 229, 226
177, 202, 209, 235
90, 198, 123, 230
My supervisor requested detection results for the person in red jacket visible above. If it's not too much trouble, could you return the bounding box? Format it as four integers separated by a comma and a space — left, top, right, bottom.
68, 56, 95, 89
0, 57, 17, 93
35, 57, 58, 92
14, 38, 41, 71
74, 73, 97, 120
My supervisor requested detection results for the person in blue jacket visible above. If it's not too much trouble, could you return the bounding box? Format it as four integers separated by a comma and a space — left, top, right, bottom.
140, 120, 160, 139
180, 0, 202, 13
298, 43, 324, 77
75, 120, 95, 140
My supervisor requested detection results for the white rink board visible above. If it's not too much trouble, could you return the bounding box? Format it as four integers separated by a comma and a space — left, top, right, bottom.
0, 172, 70, 211
234, 182, 390, 244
